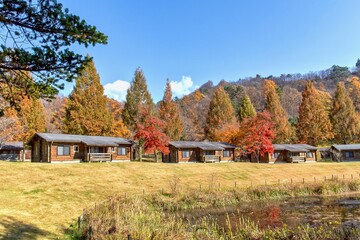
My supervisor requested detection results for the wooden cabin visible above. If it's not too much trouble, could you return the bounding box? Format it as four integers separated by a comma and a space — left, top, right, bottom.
163, 141, 235, 163
28, 133, 133, 163
0, 142, 24, 161
331, 144, 360, 161
251, 144, 317, 163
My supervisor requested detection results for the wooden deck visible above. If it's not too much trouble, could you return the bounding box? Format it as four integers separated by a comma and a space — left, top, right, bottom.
88, 153, 112, 162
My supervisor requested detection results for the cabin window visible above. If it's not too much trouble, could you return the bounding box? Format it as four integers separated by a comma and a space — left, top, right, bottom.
345, 151, 354, 158
272, 152, 279, 159
58, 145, 70, 156
182, 150, 190, 158
223, 150, 230, 157
118, 147, 126, 156
306, 152, 313, 158
73, 145, 79, 153
111, 147, 115, 153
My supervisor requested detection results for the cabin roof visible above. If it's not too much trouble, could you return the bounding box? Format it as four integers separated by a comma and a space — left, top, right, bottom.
169, 141, 235, 150
332, 144, 360, 151
1, 142, 23, 150
274, 144, 317, 152
31, 133, 132, 147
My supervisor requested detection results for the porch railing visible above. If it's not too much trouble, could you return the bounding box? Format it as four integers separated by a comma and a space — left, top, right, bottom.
88, 153, 112, 162
202, 155, 221, 163
290, 156, 306, 163
0, 154, 20, 161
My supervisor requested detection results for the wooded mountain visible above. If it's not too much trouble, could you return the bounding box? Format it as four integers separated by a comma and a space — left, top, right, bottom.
176, 63, 359, 140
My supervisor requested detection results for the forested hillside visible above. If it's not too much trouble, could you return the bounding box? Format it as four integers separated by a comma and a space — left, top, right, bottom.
176, 62, 360, 141
2, 60, 360, 150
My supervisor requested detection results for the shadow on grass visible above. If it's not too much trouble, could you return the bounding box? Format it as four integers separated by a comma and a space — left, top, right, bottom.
0, 216, 50, 239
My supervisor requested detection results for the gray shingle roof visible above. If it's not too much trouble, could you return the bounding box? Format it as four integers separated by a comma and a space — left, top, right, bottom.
33, 133, 132, 146
169, 141, 235, 150
273, 144, 317, 152
332, 144, 360, 151
1, 142, 23, 150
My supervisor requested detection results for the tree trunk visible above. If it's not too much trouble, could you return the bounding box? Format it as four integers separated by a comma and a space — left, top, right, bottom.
138, 145, 142, 162
154, 150, 158, 162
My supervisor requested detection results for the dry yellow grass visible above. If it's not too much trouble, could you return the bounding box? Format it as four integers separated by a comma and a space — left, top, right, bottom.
0, 161, 360, 239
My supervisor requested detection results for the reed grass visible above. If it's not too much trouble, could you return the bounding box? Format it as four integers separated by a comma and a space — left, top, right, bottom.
67, 179, 360, 239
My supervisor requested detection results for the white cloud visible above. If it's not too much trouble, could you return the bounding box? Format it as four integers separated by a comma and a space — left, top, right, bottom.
170, 76, 197, 98
104, 80, 130, 102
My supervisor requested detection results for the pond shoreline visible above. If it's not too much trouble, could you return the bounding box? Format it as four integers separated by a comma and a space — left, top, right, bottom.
66, 179, 360, 239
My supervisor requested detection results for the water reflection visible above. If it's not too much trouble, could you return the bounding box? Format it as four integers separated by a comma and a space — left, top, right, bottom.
181, 194, 360, 230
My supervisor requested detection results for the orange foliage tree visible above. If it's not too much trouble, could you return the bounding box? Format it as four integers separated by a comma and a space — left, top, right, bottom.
205, 86, 234, 140
243, 111, 275, 163
263, 80, 294, 143
159, 80, 183, 140
107, 98, 131, 138
134, 108, 170, 162
297, 81, 333, 146
349, 76, 360, 112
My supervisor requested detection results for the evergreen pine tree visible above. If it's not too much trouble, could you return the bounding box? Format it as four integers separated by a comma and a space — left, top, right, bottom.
159, 79, 183, 140
63, 58, 113, 136
205, 86, 234, 140
330, 82, 359, 143
238, 93, 256, 122
297, 81, 333, 146
263, 80, 294, 143
122, 68, 154, 132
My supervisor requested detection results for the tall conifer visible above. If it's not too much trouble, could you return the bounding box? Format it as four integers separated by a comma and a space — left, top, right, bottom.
205, 86, 234, 140
238, 93, 256, 122
330, 82, 359, 143
63, 58, 113, 136
297, 81, 333, 145
263, 80, 294, 143
349, 76, 360, 112
122, 68, 154, 132
159, 80, 183, 140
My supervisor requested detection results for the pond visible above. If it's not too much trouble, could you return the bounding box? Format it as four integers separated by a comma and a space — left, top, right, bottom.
181, 194, 360, 231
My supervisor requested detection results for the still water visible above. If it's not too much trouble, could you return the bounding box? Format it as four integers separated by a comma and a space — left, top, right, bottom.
182, 194, 360, 230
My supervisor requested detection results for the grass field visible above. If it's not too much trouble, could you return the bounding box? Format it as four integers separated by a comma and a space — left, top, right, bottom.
1, 161, 360, 239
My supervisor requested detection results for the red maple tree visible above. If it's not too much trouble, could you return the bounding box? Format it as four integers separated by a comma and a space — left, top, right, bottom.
243, 111, 275, 162
134, 108, 170, 162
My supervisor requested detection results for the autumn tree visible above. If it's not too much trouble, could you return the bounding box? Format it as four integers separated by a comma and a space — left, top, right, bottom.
297, 81, 333, 146
263, 80, 294, 143
16, 97, 46, 142
0, 108, 22, 146
348, 76, 360, 112
159, 80, 183, 140
243, 111, 275, 163
107, 98, 131, 138
43, 95, 68, 133
122, 68, 154, 132
205, 86, 234, 140
134, 107, 170, 162
63, 58, 113, 136
0, 0, 107, 110
238, 93, 256, 122
330, 82, 360, 144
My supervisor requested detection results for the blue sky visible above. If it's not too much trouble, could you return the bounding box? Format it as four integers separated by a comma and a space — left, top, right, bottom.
60, 0, 360, 102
